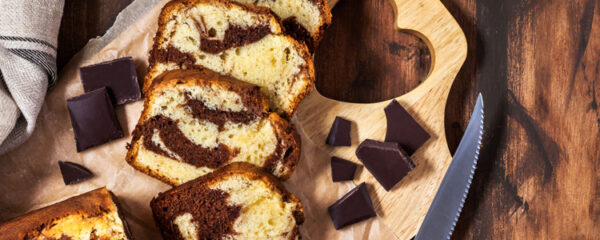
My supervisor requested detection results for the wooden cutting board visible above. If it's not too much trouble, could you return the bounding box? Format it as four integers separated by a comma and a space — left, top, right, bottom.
297, 0, 467, 237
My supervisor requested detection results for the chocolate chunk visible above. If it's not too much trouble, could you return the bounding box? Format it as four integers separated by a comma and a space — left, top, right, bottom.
384, 100, 430, 155
328, 183, 376, 229
326, 116, 352, 146
80, 57, 141, 105
67, 87, 124, 152
58, 161, 94, 185
356, 139, 415, 191
331, 157, 358, 182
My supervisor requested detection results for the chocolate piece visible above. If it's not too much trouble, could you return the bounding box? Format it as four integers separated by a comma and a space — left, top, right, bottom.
326, 116, 351, 146
355, 139, 415, 191
58, 161, 94, 185
331, 157, 358, 182
328, 183, 376, 229
67, 87, 124, 152
80, 57, 141, 105
384, 100, 430, 155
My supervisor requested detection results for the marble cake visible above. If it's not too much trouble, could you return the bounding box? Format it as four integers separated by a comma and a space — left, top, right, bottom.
150, 162, 304, 240
144, 0, 315, 118
231, 0, 332, 51
0, 188, 132, 240
127, 69, 300, 186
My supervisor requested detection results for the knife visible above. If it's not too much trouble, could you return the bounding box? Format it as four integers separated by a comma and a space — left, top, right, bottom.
414, 93, 485, 240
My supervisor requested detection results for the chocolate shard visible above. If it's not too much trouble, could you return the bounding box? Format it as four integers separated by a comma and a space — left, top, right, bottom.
356, 139, 415, 191
384, 100, 430, 155
328, 182, 376, 230
326, 116, 352, 146
67, 87, 124, 152
58, 161, 94, 185
331, 157, 358, 182
80, 57, 141, 105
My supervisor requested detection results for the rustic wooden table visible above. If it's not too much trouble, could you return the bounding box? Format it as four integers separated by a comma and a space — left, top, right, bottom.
58, 0, 599, 238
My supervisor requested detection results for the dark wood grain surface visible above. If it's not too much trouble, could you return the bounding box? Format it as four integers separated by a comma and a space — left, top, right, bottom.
57, 0, 133, 70
57, 0, 599, 238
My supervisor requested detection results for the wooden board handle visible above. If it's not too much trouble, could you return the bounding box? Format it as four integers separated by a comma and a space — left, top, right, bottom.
392, 0, 467, 100
299, 0, 467, 146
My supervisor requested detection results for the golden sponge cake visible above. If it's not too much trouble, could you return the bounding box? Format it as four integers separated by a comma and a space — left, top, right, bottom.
0, 188, 132, 240
231, 0, 331, 51
127, 69, 300, 186
150, 162, 304, 240
145, 0, 315, 117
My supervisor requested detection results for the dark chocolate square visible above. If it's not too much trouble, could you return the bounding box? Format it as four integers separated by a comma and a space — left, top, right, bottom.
384, 100, 430, 155
331, 157, 358, 182
326, 116, 352, 146
356, 139, 415, 191
67, 87, 124, 152
80, 57, 141, 105
58, 161, 94, 185
328, 182, 377, 229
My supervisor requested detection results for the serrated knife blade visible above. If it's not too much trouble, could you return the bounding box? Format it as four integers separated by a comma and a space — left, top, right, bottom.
415, 93, 484, 240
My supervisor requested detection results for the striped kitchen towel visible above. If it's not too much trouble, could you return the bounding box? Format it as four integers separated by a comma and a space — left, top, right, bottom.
0, 0, 64, 154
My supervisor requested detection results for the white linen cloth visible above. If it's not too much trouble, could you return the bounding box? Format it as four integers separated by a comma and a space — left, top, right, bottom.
0, 0, 64, 154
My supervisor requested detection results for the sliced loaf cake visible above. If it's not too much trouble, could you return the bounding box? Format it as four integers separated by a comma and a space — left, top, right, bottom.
145, 0, 315, 117
127, 69, 300, 186
232, 0, 332, 51
0, 188, 132, 239
151, 162, 304, 240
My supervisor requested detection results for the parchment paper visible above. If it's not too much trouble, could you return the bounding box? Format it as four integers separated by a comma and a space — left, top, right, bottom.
0, 0, 397, 239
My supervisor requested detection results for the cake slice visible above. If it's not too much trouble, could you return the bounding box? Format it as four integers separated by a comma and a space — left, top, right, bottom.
127, 69, 300, 186
231, 0, 332, 52
150, 162, 304, 240
144, 0, 315, 118
0, 187, 132, 239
